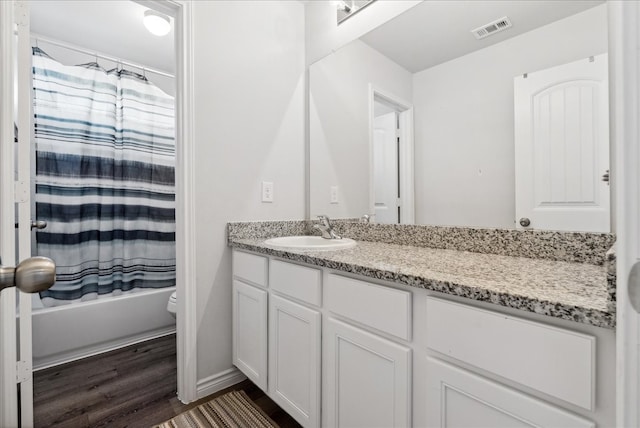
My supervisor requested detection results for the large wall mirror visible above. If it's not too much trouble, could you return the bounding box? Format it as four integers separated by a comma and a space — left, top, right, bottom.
309, 0, 611, 232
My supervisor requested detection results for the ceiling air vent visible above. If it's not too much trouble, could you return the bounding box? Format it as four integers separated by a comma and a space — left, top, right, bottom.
471, 16, 512, 40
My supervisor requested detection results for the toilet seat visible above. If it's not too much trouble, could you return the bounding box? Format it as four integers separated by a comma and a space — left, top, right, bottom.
167, 291, 177, 317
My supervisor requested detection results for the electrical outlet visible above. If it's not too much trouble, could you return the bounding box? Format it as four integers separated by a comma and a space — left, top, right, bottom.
262, 181, 274, 202
330, 186, 339, 204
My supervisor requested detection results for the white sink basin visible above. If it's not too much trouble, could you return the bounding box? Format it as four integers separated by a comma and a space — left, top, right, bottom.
265, 236, 357, 250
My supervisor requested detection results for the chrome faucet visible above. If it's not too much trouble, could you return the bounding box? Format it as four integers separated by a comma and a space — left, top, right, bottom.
313, 215, 341, 239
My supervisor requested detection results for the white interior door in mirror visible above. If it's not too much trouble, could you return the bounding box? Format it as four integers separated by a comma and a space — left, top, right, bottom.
515, 54, 609, 233
373, 111, 399, 224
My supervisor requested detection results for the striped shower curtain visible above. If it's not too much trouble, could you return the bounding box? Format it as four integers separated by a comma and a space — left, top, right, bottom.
32, 47, 176, 305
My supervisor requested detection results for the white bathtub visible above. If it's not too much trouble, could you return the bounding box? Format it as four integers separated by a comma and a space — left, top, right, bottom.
32, 287, 176, 370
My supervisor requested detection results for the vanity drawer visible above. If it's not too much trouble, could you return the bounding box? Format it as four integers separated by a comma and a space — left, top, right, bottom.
426, 297, 595, 411
270, 260, 322, 307
326, 274, 411, 341
233, 250, 268, 288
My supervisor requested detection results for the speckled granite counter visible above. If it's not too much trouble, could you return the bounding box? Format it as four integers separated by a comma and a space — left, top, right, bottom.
229, 236, 615, 329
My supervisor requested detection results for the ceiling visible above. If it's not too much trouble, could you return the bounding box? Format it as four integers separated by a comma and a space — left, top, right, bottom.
29, 0, 603, 76
360, 0, 604, 73
30, 0, 175, 74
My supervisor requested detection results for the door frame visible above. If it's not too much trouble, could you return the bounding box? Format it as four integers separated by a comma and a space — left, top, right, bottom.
0, 1, 19, 425
610, 0, 640, 425
0, 1, 198, 423
368, 84, 415, 224
139, 0, 198, 404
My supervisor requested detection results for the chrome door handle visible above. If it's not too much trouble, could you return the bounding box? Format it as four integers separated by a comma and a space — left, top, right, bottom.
0, 256, 56, 294
629, 262, 640, 313
14, 220, 47, 230
31, 220, 47, 230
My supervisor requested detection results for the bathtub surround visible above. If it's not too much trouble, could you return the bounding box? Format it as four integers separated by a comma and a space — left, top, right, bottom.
32, 287, 176, 370
228, 220, 616, 328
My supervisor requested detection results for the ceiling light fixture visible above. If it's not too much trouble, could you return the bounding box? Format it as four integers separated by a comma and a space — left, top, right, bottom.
143, 10, 171, 37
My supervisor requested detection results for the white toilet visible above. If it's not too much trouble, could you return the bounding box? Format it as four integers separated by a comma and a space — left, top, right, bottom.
167, 291, 177, 318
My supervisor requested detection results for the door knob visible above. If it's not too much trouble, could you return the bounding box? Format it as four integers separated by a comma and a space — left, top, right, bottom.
31, 220, 47, 230
519, 217, 531, 227
0, 256, 56, 294
14, 220, 48, 230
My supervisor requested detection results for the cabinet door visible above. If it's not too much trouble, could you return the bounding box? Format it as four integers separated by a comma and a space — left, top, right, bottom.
269, 295, 321, 427
232, 279, 268, 391
324, 318, 411, 428
425, 358, 594, 428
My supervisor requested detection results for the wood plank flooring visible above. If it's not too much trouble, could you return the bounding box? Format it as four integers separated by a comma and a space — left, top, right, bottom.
33, 334, 301, 428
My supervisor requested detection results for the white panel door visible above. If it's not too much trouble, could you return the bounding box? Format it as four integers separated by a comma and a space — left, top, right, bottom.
373, 112, 399, 224
232, 279, 268, 391
269, 295, 320, 428
425, 358, 594, 428
514, 54, 609, 232
323, 317, 411, 428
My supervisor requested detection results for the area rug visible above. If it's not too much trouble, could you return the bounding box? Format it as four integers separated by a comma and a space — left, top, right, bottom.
155, 390, 278, 428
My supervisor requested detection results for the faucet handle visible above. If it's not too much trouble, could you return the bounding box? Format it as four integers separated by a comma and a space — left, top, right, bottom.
360, 214, 375, 224
317, 215, 331, 227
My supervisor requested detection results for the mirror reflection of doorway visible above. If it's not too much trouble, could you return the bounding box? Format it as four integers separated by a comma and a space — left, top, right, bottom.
373, 108, 399, 223
371, 91, 414, 224
514, 54, 610, 233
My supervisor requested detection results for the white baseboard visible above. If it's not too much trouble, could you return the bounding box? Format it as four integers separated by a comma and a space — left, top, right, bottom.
196, 367, 247, 400
33, 326, 176, 371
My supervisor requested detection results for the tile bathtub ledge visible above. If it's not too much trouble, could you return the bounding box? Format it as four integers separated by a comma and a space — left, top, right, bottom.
229, 238, 615, 329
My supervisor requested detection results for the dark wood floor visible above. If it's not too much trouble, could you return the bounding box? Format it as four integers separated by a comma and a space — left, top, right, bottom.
34, 334, 301, 428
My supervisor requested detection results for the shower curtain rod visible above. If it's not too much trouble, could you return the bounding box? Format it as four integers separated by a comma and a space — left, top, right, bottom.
29, 33, 175, 79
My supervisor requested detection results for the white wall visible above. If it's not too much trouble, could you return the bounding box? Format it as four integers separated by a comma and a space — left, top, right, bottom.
192, 1, 305, 382
413, 4, 608, 228
305, 0, 421, 65
309, 40, 412, 219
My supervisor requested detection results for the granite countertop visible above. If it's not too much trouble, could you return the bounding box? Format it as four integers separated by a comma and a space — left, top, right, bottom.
230, 237, 614, 329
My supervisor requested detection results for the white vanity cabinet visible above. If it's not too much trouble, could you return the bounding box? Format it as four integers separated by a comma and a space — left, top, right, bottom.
232, 280, 267, 389
324, 317, 412, 427
425, 358, 594, 428
231, 249, 615, 428
232, 251, 268, 390
323, 273, 413, 427
268, 260, 322, 428
424, 297, 598, 428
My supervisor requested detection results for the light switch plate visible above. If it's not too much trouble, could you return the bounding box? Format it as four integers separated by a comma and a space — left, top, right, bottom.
330, 186, 339, 204
262, 181, 274, 202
